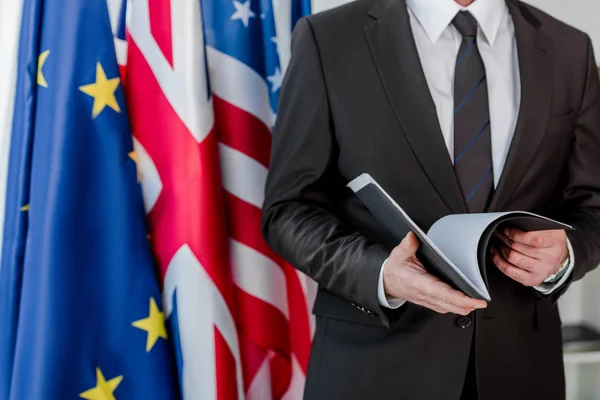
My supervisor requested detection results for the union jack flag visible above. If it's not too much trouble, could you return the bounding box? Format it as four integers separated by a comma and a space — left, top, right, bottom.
111, 0, 314, 398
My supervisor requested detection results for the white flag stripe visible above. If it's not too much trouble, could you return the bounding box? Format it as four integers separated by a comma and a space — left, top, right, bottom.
231, 239, 290, 320
206, 46, 272, 130
106, 0, 124, 35
163, 244, 245, 400
132, 137, 163, 213
128, 0, 214, 143
113, 37, 127, 66
280, 355, 308, 400
296, 269, 317, 335
245, 353, 273, 400
272, 0, 293, 72
219, 142, 267, 209
0, 0, 24, 268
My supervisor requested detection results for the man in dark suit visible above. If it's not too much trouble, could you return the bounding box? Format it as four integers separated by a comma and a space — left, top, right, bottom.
261, 0, 600, 398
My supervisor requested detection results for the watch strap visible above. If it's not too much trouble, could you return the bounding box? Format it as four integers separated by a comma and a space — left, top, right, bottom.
544, 256, 570, 284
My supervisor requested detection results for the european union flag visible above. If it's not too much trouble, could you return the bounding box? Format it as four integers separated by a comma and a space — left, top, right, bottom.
0, 0, 179, 398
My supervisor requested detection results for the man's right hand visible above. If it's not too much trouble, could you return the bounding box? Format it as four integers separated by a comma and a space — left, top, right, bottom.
383, 232, 488, 315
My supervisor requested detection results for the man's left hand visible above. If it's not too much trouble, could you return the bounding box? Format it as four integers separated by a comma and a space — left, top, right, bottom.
491, 228, 568, 287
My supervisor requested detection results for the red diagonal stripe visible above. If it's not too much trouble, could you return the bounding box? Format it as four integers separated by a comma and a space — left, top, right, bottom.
283, 263, 312, 373
213, 96, 272, 169
224, 192, 274, 258
235, 287, 291, 357
126, 39, 236, 318
149, 0, 174, 67
235, 288, 292, 399
216, 327, 239, 400
223, 176, 312, 374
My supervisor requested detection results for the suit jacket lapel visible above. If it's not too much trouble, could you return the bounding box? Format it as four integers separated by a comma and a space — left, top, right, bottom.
364, 0, 468, 214
488, 1, 552, 212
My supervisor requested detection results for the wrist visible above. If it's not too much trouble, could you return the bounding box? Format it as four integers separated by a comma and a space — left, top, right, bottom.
544, 246, 570, 283
382, 258, 393, 296
378, 258, 406, 309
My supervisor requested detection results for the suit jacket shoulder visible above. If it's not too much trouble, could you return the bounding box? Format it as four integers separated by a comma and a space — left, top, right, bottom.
517, 1, 591, 61
301, 0, 383, 50
306, 0, 373, 28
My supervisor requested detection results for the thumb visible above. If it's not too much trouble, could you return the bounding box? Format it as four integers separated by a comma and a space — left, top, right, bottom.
400, 231, 420, 256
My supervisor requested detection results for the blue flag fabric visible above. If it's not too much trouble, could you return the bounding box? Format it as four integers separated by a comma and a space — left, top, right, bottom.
0, 0, 179, 399
291, 0, 312, 29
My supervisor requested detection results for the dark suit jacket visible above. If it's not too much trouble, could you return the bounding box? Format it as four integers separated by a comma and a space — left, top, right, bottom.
261, 1, 600, 399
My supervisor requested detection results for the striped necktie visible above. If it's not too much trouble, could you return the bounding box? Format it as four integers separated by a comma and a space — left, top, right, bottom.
452, 11, 493, 213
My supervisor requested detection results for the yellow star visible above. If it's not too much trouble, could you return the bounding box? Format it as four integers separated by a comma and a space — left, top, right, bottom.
79, 62, 121, 118
79, 368, 123, 400
128, 151, 141, 182
37, 50, 50, 88
20, 204, 29, 211
132, 297, 168, 352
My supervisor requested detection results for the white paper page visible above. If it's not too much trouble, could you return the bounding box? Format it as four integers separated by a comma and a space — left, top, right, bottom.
427, 212, 522, 297
427, 211, 572, 296
348, 174, 489, 300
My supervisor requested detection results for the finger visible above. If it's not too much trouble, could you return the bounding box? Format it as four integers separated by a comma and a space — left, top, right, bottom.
413, 298, 471, 315
503, 227, 560, 248
398, 231, 420, 258
427, 298, 475, 316
412, 299, 449, 315
496, 242, 538, 272
496, 231, 568, 268
421, 278, 487, 310
491, 247, 538, 286
495, 231, 543, 259
414, 292, 476, 316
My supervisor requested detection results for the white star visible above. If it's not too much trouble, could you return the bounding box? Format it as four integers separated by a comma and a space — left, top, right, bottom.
271, 36, 282, 55
231, 0, 256, 28
267, 67, 283, 93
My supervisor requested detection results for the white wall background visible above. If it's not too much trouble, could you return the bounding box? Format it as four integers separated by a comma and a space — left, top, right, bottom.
311, 0, 600, 63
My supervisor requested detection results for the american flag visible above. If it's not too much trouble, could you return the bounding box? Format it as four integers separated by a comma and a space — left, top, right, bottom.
111, 0, 314, 398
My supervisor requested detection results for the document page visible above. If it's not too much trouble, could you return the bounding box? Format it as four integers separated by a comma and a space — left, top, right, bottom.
426, 213, 513, 300
348, 174, 489, 300
427, 212, 573, 301
348, 174, 572, 302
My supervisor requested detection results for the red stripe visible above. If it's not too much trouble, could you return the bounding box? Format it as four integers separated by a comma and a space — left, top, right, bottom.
238, 339, 292, 400
235, 287, 291, 357
270, 353, 293, 399
224, 182, 312, 374
215, 327, 239, 400
235, 288, 292, 398
126, 9, 315, 397
239, 336, 268, 393
126, 40, 236, 313
283, 263, 312, 373
149, 1, 174, 67
224, 192, 275, 258
213, 95, 272, 169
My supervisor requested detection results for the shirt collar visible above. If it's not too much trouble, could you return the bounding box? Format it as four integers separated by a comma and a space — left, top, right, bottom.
406, 0, 508, 45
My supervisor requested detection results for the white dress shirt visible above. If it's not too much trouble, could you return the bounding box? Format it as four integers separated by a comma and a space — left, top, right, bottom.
377, 0, 574, 309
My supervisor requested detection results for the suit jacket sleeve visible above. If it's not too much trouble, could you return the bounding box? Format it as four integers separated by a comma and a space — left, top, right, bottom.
551, 37, 600, 300
261, 18, 390, 318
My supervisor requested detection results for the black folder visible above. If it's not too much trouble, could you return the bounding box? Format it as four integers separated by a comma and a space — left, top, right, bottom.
348, 173, 573, 301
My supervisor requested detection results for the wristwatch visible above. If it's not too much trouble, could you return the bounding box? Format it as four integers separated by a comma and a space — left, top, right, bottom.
543, 255, 570, 284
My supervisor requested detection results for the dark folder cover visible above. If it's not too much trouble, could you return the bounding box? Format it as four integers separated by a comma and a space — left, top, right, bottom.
348, 173, 573, 301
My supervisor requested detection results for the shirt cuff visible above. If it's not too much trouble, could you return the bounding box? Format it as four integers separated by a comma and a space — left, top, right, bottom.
534, 238, 575, 295
377, 258, 406, 309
